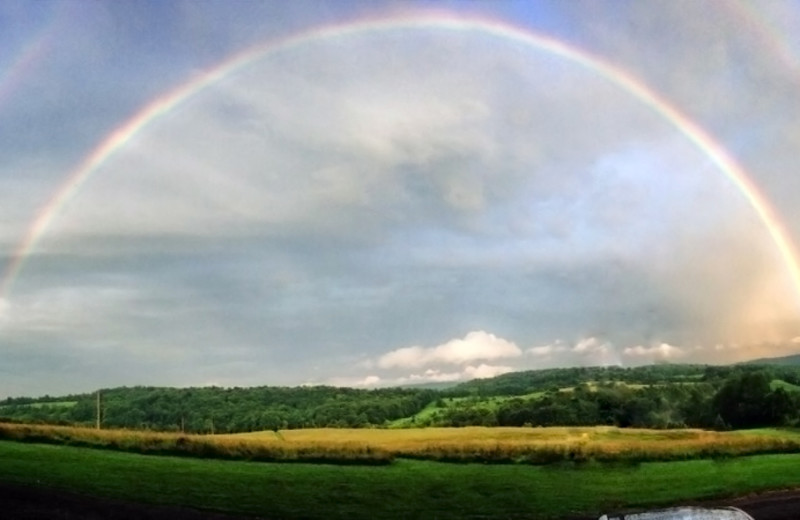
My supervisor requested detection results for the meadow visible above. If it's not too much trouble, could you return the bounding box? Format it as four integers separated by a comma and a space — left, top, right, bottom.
4, 439, 800, 519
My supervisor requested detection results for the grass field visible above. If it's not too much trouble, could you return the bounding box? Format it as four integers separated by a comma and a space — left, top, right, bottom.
771, 379, 800, 392
3, 439, 800, 519
389, 393, 546, 427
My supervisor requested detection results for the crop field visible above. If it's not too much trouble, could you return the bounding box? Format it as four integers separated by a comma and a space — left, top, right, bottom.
3, 422, 800, 465
227, 426, 800, 463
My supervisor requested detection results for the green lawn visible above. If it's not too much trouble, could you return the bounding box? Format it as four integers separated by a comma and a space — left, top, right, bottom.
771, 379, 800, 392
3, 440, 800, 519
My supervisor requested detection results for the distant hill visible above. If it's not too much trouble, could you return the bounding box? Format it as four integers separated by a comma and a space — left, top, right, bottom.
445, 364, 711, 397
743, 353, 800, 366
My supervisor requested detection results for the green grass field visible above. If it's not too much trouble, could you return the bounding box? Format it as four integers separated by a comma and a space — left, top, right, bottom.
0, 400, 77, 409
3, 439, 800, 519
771, 379, 800, 392
389, 393, 546, 427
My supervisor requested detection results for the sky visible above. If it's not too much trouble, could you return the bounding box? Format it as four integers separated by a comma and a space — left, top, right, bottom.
2, 0, 800, 397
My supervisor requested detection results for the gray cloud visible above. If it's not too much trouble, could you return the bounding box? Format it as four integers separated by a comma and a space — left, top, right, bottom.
1, 3, 799, 396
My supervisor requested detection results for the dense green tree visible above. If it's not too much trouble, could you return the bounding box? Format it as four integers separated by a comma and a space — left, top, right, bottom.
712, 371, 781, 428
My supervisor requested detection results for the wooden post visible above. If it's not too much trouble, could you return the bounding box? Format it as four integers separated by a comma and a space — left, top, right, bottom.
96, 390, 101, 430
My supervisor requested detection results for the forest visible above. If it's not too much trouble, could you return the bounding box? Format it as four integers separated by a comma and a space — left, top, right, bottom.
2, 363, 799, 433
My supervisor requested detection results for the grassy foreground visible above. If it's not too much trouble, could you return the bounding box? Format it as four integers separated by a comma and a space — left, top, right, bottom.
3, 440, 800, 519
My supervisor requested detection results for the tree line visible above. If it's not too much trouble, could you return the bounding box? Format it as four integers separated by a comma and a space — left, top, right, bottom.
0, 386, 436, 433
432, 370, 796, 429
1, 364, 799, 432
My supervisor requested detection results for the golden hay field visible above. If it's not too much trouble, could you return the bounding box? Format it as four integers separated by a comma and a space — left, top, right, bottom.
3, 422, 800, 465
222, 425, 800, 462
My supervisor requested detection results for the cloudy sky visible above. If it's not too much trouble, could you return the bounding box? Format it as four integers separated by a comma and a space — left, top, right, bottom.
2, 0, 800, 397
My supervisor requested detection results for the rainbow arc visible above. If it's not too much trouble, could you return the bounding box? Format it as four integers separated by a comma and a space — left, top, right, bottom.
2, 14, 798, 312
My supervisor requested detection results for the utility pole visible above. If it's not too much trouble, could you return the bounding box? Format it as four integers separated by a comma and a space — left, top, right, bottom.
96, 390, 101, 430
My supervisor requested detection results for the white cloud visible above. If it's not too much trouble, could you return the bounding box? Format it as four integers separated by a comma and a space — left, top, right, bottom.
325, 375, 382, 388
395, 364, 514, 384
623, 343, 685, 361
463, 363, 514, 379
573, 337, 611, 354
377, 330, 521, 369
524, 337, 621, 367
527, 341, 569, 357
398, 369, 463, 384
378, 346, 427, 370
359, 375, 381, 387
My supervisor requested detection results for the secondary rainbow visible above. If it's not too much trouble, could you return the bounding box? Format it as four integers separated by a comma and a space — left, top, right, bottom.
0, 4, 61, 108
3, 13, 799, 310
726, 0, 800, 72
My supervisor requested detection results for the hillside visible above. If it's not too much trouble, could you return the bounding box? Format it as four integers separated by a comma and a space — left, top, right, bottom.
744, 353, 800, 366
444, 364, 710, 397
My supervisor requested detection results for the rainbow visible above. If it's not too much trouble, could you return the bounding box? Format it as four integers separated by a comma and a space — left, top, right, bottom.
726, 0, 800, 72
0, 37, 49, 107
3, 13, 800, 310
0, 6, 60, 109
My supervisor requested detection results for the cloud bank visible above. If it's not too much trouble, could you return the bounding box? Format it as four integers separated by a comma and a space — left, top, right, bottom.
377, 331, 521, 369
